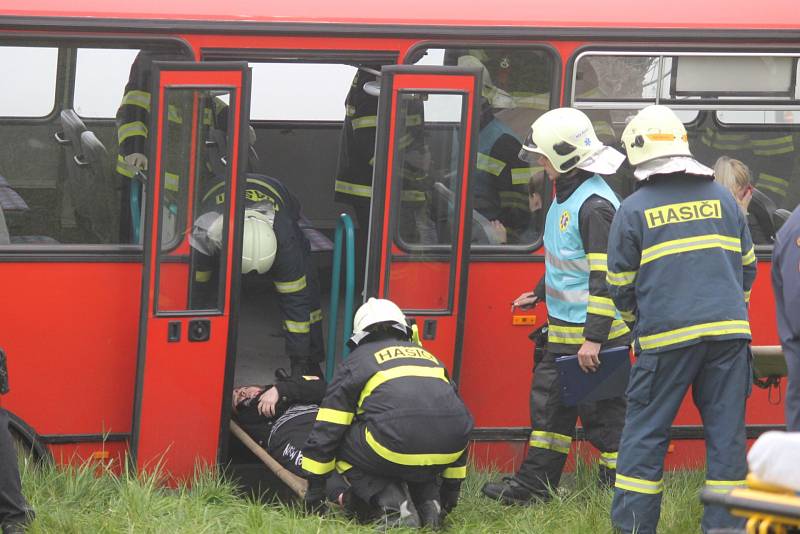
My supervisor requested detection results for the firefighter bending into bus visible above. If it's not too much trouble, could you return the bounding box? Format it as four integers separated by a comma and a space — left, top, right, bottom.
481, 108, 631, 504
301, 298, 473, 529
190, 175, 325, 378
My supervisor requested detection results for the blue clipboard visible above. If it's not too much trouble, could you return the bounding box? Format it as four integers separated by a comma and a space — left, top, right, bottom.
555, 346, 631, 407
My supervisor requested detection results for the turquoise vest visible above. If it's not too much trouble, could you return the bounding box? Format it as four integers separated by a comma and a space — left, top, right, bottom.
544, 174, 619, 324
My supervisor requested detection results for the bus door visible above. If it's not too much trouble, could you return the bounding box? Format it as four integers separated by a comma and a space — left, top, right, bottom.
369, 65, 480, 382
130, 62, 251, 478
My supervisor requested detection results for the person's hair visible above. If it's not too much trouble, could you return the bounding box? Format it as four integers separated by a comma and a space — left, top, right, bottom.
714, 156, 751, 194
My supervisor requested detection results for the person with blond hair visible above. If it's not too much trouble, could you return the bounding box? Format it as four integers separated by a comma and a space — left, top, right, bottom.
714, 156, 774, 244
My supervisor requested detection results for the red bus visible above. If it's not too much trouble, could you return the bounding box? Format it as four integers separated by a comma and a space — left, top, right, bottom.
0, 0, 794, 480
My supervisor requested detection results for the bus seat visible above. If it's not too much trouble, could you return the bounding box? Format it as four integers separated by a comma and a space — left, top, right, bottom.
774, 208, 791, 231
749, 187, 778, 245
0, 206, 9, 245
78, 130, 120, 243
56, 110, 99, 240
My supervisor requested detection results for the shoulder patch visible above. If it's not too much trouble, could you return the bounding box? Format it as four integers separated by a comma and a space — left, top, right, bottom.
559, 210, 571, 232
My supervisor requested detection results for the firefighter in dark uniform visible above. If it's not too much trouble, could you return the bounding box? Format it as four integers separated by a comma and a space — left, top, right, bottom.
772, 205, 800, 432
457, 55, 533, 243
1, 367, 34, 534
301, 298, 473, 529
482, 107, 631, 504
191, 174, 325, 378
608, 105, 756, 534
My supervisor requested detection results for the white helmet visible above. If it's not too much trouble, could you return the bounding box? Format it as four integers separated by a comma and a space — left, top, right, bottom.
520, 107, 620, 174
240, 209, 277, 274
621, 105, 691, 166
353, 298, 409, 336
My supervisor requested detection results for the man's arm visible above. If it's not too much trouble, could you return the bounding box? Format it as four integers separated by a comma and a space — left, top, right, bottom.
579, 196, 619, 344
606, 204, 641, 327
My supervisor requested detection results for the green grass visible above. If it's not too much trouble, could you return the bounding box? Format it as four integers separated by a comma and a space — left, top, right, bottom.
19, 456, 705, 533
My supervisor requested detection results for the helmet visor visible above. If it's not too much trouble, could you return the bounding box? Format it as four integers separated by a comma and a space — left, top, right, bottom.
518, 131, 541, 165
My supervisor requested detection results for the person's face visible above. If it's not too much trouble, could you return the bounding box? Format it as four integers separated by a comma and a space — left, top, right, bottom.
529, 192, 543, 213
538, 155, 560, 181
232, 385, 264, 410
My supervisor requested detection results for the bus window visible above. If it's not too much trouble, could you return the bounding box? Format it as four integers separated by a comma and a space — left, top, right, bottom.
74, 48, 140, 118
410, 46, 557, 249
573, 51, 800, 245
0, 46, 58, 118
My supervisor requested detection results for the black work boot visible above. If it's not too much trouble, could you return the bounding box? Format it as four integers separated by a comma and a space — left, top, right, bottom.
481, 476, 546, 505
598, 466, 616, 489
372, 482, 421, 529
416, 499, 443, 530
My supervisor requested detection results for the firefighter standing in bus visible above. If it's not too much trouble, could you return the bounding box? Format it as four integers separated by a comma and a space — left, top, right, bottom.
607, 105, 756, 534
482, 107, 631, 504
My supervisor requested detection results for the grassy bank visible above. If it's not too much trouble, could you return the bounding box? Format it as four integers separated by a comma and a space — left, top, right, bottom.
20, 457, 704, 533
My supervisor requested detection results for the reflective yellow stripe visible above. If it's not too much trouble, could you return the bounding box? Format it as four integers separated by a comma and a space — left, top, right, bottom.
499, 191, 529, 211
638, 320, 751, 351
365, 428, 464, 466
619, 309, 636, 322
615, 474, 664, 495
511, 167, 535, 186
641, 234, 740, 266
442, 466, 467, 479
586, 253, 608, 272
742, 246, 756, 266
587, 295, 618, 319
752, 135, 793, 156
600, 451, 618, 469
406, 114, 423, 127
167, 104, 183, 124
274, 276, 307, 294
246, 178, 285, 205
164, 172, 180, 192
116, 154, 137, 178
121, 90, 150, 111
203, 107, 214, 126
302, 456, 335, 475
705, 479, 747, 494
701, 129, 750, 150
352, 115, 377, 130
335, 460, 353, 474
548, 320, 629, 345
401, 190, 426, 203
118, 121, 148, 143
310, 309, 323, 324
529, 430, 572, 454
284, 320, 310, 334
758, 173, 789, 196
195, 270, 212, 283
335, 179, 372, 199
607, 270, 637, 286
316, 408, 354, 426
358, 366, 449, 411
744, 289, 751, 303
398, 133, 415, 150
477, 152, 506, 176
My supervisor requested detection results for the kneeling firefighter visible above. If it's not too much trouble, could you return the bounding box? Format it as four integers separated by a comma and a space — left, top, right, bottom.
301, 298, 474, 529
191, 174, 325, 377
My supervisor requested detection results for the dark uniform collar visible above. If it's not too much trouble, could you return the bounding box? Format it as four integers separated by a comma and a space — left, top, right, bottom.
555, 169, 593, 203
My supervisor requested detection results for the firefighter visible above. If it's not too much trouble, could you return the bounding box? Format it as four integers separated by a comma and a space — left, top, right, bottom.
772, 205, 800, 431
301, 298, 473, 529
481, 107, 631, 504
607, 105, 756, 534
190, 174, 325, 378
458, 54, 534, 243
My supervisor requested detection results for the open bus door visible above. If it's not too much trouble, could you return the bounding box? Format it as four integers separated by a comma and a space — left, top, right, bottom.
368, 65, 480, 383
130, 62, 251, 478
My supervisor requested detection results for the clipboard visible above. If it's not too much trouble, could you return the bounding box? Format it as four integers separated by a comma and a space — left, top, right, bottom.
555, 346, 631, 407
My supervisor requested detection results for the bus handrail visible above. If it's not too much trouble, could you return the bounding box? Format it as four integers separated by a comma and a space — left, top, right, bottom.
326, 213, 356, 381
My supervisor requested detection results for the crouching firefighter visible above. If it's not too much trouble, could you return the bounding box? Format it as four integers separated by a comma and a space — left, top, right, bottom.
190, 174, 325, 377
301, 298, 474, 529
482, 107, 631, 505
608, 105, 756, 534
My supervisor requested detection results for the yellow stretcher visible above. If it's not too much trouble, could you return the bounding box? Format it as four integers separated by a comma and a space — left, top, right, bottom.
702, 475, 800, 534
